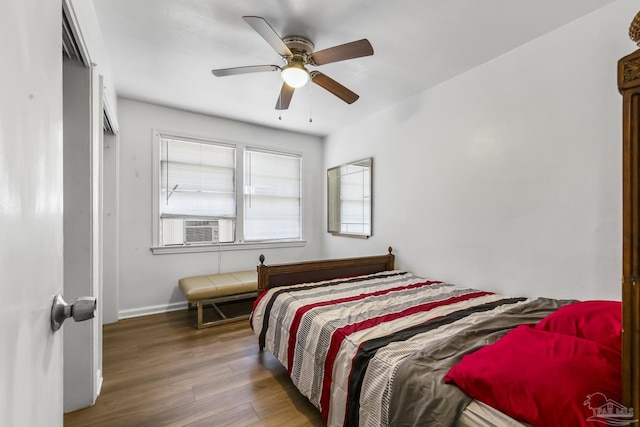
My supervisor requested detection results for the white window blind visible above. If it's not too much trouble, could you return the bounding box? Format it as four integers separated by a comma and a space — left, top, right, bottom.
244, 149, 301, 241
160, 137, 236, 219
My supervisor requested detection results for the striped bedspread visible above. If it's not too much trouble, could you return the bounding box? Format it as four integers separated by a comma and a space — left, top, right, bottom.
250, 270, 560, 427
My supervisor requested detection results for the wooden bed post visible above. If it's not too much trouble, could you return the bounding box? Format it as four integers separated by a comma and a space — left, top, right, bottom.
258, 254, 268, 293
618, 38, 640, 415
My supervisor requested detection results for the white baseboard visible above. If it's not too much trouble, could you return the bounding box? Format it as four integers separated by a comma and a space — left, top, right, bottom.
118, 301, 188, 320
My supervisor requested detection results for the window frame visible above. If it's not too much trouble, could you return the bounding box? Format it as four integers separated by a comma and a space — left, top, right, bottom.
151, 129, 305, 254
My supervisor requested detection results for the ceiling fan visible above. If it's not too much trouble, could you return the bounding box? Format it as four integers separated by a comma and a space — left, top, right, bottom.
211, 16, 374, 110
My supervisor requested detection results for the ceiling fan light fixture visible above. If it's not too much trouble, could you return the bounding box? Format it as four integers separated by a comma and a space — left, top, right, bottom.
281, 64, 309, 88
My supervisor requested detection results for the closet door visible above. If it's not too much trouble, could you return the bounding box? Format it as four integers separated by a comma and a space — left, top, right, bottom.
63, 59, 104, 412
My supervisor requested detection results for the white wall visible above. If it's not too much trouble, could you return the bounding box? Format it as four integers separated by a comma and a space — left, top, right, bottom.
116, 99, 325, 317
324, 0, 637, 301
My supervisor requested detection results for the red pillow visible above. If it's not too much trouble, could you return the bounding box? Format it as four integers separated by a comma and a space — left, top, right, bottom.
535, 300, 621, 351
444, 325, 621, 427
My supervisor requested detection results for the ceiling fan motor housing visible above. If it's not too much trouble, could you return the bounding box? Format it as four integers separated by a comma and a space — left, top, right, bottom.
282, 36, 314, 64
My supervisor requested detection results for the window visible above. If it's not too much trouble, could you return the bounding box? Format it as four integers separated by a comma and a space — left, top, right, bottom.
153, 132, 302, 250
160, 137, 236, 244
244, 149, 301, 241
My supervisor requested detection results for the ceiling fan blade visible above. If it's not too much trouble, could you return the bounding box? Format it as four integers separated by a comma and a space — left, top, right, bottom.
275, 83, 295, 110
310, 39, 373, 66
310, 71, 359, 104
243, 16, 292, 57
211, 65, 280, 77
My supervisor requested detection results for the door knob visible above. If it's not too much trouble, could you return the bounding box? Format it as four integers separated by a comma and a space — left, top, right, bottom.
50, 294, 96, 331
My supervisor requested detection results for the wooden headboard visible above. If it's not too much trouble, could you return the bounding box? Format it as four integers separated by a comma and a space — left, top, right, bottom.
618, 45, 640, 418
257, 247, 395, 292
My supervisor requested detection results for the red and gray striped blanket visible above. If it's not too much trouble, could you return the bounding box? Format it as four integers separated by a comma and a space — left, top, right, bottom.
251, 270, 566, 427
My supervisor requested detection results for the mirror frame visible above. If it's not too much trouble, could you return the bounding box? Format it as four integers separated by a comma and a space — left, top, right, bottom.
327, 157, 372, 238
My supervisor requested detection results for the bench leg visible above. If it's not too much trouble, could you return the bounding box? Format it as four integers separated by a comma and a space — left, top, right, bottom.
192, 299, 252, 329
197, 300, 204, 329
210, 302, 227, 320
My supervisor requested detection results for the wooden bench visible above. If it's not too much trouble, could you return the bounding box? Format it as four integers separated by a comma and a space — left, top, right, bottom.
178, 270, 258, 329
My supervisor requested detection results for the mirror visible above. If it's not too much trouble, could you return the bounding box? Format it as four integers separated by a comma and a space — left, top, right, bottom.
327, 158, 372, 237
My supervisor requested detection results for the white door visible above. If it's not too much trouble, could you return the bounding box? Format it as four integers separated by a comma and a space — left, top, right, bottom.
0, 0, 65, 426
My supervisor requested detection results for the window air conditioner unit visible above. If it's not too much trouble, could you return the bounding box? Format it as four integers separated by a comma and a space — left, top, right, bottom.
184, 220, 219, 244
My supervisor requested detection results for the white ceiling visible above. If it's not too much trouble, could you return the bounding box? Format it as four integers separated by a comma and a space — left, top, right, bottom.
92, 0, 614, 137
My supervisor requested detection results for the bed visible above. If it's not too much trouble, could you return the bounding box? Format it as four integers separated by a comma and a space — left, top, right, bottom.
250, 21, 640, 427
252, 249, 624, 426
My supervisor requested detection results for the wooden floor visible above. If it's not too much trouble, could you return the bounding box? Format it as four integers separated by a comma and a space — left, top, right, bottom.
64, 308, 325, 427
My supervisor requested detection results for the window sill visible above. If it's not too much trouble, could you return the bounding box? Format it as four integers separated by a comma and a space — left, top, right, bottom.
151, 240, 306, 255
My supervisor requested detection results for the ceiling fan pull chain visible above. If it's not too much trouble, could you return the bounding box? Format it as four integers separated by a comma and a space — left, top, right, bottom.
309, 82, 313, 123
